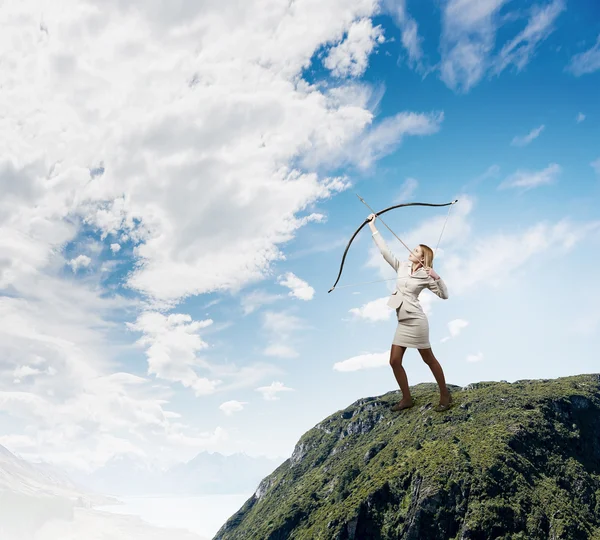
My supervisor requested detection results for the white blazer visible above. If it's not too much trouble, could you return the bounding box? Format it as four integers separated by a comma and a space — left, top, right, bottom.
372, 231, 449, 313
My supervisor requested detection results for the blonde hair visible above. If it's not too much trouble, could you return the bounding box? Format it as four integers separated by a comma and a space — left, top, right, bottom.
419, 244, 434, 268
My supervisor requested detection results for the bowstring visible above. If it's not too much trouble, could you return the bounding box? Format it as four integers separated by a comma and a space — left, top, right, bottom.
434, 202, 454, 256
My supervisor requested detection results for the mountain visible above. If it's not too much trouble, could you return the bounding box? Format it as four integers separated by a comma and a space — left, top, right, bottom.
70, 454, 164, 496
0, 444, 206, 540
0, 443, 114, 540
76, 451, 282, 496
165, 452, 281, 495
0, 443, 111, 504
214, 373, 600, 540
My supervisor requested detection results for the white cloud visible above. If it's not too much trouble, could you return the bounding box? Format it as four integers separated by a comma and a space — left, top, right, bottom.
443, 218, 600, 295
0, 286, 222, 471
394, 177, 418, 203
240, 290, 283, 315
441, 318, 469, 342
324, 18, 385, 78
384, 0, 425, 71
12, 365, 43, 379
440, 0, 564, 93
0, 0, 418, 470
510, 124, 545, 147
591, 158, 600, 176
576, 112, 586, 123
333, 351, 388, 372
0, 0, 398, 310
219, 400, 247, 416
349, 296, 392, 322
263, 344, 299, 358
467, 351, 484, 362
277, 272, 315, 301
262, 311, 304, 335
256, 381, 294, 401
68, 255, 92, 273
126, 312, 220, 396
110, 243, 121, 253
440, 0, 511, 92
566, 33, 600, 76
493, 0, 565, 75
499, 163, 561, 190
261, 311, 305, 361
352, 111, 444, 170
304, 108, 444, 171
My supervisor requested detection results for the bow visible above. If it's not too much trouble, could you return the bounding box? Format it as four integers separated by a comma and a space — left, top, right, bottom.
328, 199, 458, 293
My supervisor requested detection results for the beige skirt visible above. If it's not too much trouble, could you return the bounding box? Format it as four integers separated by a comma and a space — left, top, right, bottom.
393, 302, 430, 349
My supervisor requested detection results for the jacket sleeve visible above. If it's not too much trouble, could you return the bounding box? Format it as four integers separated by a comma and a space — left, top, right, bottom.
427, 276, 449, 299
372, 231, 402, 272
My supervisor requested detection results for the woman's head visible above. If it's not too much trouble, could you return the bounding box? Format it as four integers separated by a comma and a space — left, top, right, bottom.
409, 244, 434, 268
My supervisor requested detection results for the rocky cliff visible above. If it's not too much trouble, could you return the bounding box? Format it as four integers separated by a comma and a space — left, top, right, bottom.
214, 374, 600, 539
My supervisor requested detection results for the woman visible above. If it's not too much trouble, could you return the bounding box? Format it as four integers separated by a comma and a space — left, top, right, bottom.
367, 213, 453, 412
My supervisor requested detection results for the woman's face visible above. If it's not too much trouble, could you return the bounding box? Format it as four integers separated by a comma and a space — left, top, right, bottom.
409, 245, 422, 263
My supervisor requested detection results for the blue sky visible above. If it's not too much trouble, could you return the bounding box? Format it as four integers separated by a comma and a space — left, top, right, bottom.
0, 0, 599, 471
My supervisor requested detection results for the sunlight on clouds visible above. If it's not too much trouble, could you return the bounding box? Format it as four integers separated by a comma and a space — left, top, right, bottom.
333, 351, 388, 372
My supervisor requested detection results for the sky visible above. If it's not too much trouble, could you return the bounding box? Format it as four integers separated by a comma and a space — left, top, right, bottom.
0, 0, 599, 473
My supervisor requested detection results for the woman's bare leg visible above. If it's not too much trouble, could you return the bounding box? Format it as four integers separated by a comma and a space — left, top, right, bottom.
390, 345, 413, 407
418, 348, 450, 405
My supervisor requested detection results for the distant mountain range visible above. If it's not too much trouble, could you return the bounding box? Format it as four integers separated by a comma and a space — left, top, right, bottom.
0, 444, 218, 539
0, 442, 111, 505
72, 451, 283, 497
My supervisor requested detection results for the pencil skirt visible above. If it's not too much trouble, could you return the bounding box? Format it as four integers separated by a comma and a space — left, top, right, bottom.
393, 303, 430, 349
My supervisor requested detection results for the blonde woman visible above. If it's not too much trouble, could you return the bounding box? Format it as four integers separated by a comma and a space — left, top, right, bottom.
367, 213, 453, 412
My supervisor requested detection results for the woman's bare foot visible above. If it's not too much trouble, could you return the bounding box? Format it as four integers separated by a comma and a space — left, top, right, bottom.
391, 397, 414, 411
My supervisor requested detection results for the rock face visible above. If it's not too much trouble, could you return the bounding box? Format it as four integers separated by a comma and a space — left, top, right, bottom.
213, 374, 600, 540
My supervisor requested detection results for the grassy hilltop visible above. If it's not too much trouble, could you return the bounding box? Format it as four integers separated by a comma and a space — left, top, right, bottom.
214, 374, 600, 540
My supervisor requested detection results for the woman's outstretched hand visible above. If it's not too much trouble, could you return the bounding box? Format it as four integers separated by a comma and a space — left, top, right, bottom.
367, 213, 377, 232
425, 266, 440, 280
